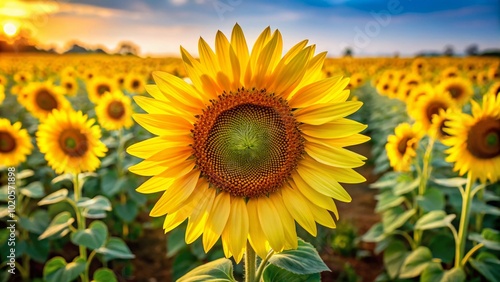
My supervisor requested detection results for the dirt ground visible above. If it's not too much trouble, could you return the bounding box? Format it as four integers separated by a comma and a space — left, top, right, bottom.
127, 143, 383, 282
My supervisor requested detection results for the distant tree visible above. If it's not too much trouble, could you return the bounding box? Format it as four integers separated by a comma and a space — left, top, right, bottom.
116, 41, 139, 56
465, 44, 479, 56
443, 45, 454, 57
343, 47, 353, 57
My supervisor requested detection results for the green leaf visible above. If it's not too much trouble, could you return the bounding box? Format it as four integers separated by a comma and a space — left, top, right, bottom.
393, 176, 420, 196
26, 233, 50, 263
92, 268, 117, 282
101, 171, 126, 197
177, 258, 236, 282
375, 191, 405, 212
415, 210, 455, 230
441, 268, 466, 282
114, 200, 138, 223
471, 201, 500, 216
17, 169, 34, 179
263, 264, 321, 282
38, 211, 75, 240
38, 189, 68, 206
167, 227, 187, 258
20, 181, 45, 198
43, 257, 86, 282
433, 177, 467, 188
18, 210, 50, 234
71, 220, 108, 250
383, 240, 409, 279
399, 246, 433, 278
416, 188, 445, 212
268, 238, 330, 275
469, 229, 500, 251
51, 174, 73, 185
362, 223, 386, 243
428, 233, 455, 264
78, 196, 112, 211
97, 237, 135, 260
469, 252, 500, 282
383, 207, 416, 234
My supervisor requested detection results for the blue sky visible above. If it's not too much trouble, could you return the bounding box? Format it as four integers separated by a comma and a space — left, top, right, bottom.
7, 0, 500, 56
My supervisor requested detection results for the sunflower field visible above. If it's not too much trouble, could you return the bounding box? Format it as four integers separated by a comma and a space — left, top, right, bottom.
1, 25, 500, 282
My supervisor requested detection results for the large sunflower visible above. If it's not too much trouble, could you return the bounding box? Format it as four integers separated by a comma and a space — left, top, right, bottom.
36, 110, 108, 175
19, 82, 71, 120
95, 91, 134, 130
0, 118, 33, 167
386, 122, 423, 172
443, 93, 500, 183
127, 24, 369, 262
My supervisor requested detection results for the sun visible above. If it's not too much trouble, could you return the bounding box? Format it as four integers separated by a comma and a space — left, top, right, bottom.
3, 21, 19, 37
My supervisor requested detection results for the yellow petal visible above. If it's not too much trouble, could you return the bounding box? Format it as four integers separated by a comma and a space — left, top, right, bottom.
145, 84, 168, 101
300, 118, 367, 139
215, 30, 232, 77
269, 46, 311, 98
269, 193, 298, 250
222, 197, 249, 263
149, 170, 201, 216
230, 23, 249, 75
257, 196, 285, 252
128, 160, 169, 176
199, 37, 219, 77
294, 101, 363, 125
296, 156, 352, 202
282, 184, 317, 236
308, 201, 336, 228
126, 135, 192, 159
290, 175, 339, 218
132, 114, 192, 136
253, 30, 283, 86
288, 75, 344, 108
247, 199, 271, 259
152, 71, 205, 109
133, 96, 196, 123
136, 160, 196, 193
186, 182, 215, 244
305, 142, 365, 168
203, 192, 230, 252
163, 209, 190, 233
304, 134, 371, 148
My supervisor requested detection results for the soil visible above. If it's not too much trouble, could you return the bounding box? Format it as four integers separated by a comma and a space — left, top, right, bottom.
128, 143, 384, 282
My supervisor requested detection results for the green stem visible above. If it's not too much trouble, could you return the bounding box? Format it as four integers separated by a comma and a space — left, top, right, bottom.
461, 243, 484, 266
85, 250, 97, 280
245, 242, 256, 282
454, 173, 474, 269
73, 173, 89, 282
394, 230, 417, 250
116, 129, 124, 178
255, 250, 274, 282
475, 189, 484, 233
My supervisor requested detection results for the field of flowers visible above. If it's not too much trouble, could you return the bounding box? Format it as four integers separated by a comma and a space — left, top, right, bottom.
1, 44, 500, 282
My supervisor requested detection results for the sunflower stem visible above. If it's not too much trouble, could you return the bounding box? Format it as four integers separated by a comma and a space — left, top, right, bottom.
474, 189, 484, 233
255, 250, 274, 282
454, 173, 474, 269
414, 137, 435, 246
116, 129, 129, 237
245, 242, 257, 282
73, 173, 89, 282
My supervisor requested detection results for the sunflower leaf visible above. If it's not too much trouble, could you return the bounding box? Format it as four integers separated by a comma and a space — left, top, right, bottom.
268, 238, 329, 275
70, 220, 108, 250
398, 246, 433, 278
177, 258, 236, 282
414, 210, 455, 230
38, 189, 68, 206
263, 264, 321, 282
43, 257, 86, 282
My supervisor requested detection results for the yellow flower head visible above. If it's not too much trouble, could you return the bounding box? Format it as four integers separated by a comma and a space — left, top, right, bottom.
0, 118, 33, 167
125, 73, 145, 94
127, 24, 369, 262
436, 77, 474, 106
36, 110, 108, 175
386, 122, 423, 172
19, 82, 71, 121
87, 76, 117, 103
60, 77, 78, 96
409, 89, 456, 133
443, 93, 500, 183
95, 90, 134, 131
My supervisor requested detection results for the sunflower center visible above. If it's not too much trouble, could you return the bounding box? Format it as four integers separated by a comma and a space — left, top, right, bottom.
59, 129, 88, 157
397, 136, 411, 155
97, 84, 110, 96
0, 131, 16, 153
448, 86, 462, 99
192, 88, 304, 198
65, 82, 73, 90
35, 89, 58, 111
107, 101, 125, 119
132, 80, 140, 89
467, 118, 500, 159
426, 101, 446, 123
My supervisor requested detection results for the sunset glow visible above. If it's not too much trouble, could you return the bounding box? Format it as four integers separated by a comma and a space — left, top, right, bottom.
3, 21, 19, 37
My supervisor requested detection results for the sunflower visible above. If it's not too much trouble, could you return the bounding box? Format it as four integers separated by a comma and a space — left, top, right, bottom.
386, 122, 423, 172
95, 91, 134, 130
443, 93, 500, 183
409, 90, 456, 133
125, 73, 145, 94
60, 77, 78, 96
430, 108, 455, 142
87, 77, 117, 103
0, 74, 7, 86
440, 66, 460, 79
411, 58, 427, 75
36, 110, 108, 175
407, 83, 434, 109
19, 82, 71, 120
0, 118, 33, 167
127, 24, 368, 262
436, 77, 473, 106
13, 71, 32, 84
